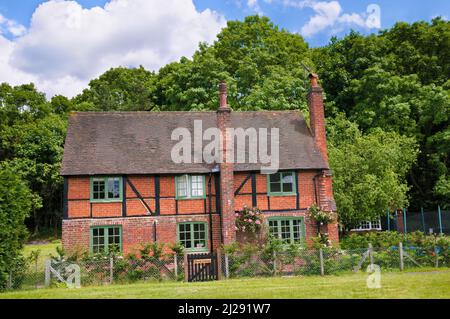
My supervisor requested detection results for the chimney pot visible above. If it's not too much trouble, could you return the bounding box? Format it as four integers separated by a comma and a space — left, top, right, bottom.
309, 73, 319, 87
218, 81, 230, 111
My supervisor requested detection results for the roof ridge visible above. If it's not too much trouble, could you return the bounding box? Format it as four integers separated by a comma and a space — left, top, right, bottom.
70, 110, 302, 116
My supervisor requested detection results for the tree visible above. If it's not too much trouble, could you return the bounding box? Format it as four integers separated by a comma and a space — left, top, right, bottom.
0, 164, 33, 289
0, 83, 66, 235
315, 19, 450, 209
327, 114, 418, 231
73, 66, 157, 111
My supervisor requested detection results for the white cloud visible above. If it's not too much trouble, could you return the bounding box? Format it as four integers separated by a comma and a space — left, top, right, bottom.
0, 0, 226, 98
282, 0, 380, 37
0, 13, 27, 37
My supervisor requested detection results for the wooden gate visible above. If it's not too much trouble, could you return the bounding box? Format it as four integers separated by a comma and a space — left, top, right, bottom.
185, 252, 218, 282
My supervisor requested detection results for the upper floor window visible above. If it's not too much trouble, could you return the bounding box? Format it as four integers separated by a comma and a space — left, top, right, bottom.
91, 176, 122, 202
267, 171, 296, 196
176, 175, 205, 199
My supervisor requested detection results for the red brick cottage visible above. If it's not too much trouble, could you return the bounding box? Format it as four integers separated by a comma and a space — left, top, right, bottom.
61, 74, 338, 255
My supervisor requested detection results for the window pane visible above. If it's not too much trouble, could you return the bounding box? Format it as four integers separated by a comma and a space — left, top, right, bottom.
268, 220, 279, 238
292, 219, 302, 241
92, 227, 105, 253
270, 182, 281, 193
280, 220, 291, 242
270, 173, 281, 183
178, 223, 192, 248
191, 176, 204, 197
177, 175, 188, 197
108, 226, 121, 251
281, 173, 294, 192
93, 179, 105, 199
371, 219, 381, 229
283, 182, 293, 192
107, 178, 121, 199
193, 223, 206, 248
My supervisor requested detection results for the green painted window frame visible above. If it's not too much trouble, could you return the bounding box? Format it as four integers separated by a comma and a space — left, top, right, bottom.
89, 225, 123, 254
267, 216, 306, 244
175, 175, 206, 199
177, 222, 208, 252
90, 176, 123, 202
267, 171, 296, 196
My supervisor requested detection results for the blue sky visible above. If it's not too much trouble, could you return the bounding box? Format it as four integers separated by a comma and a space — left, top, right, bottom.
0, 0, 448, 97
0, 0, 447, 46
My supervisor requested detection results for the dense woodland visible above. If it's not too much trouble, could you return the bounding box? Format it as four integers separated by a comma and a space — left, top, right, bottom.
0, 16, 449, 238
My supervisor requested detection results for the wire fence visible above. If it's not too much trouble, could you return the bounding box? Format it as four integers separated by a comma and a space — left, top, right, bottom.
3, 244, 449, 291
382, 208, 450, 234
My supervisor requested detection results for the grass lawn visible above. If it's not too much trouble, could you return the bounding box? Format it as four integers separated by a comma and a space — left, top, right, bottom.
1, 268, 449, 299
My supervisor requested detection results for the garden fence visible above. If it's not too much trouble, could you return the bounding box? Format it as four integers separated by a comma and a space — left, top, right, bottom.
3, 244, 449, 292
382, 207, 450, 234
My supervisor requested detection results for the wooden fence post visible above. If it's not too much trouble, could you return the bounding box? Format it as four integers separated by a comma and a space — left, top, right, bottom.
319, 248, 324, 276
174, 253, 178, 279
369, 243, 374, 265
109, 257, 114, 284
216, 249, 223, 280
224, 254, 229, 279
399, 242, 404, 271
273, 251, 277, 275
45, 259, 51, 287
434, 246, 439, 268
184, 252, 189, 282
8, 271, 12, 289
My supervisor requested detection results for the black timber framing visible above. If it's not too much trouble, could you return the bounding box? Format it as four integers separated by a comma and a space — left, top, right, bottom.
295, 170, 300, 210
154, 175, 160, 215
234, 173, 252, 196
214, 174, 221, 214
63, 177, 68, 219
125, 176, 153, 214
251, 173, 257, 207
122, 175, 127, 217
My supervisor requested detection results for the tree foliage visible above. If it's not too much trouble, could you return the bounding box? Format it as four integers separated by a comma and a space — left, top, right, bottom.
0, 83, 66, 235
0, 163, 33, 288
327, 114, 418, 230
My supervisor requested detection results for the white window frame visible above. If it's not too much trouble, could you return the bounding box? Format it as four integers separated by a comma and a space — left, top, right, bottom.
352, 219, 382, 231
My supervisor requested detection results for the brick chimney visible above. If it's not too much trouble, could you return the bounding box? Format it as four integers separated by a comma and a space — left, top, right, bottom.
307, 73, 328, 164
217, 82, 236, 245
307, 73, 339, 243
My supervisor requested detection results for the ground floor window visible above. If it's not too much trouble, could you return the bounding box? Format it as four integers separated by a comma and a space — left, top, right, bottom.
90, 226, 122, 254
268, 217, 305, 243
177, 222, 208, 251
352, 219, 382, 231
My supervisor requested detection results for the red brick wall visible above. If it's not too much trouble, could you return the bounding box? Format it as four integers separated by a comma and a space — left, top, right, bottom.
64, 168, 338, 251
234, 170, 318, 211
262, 211, 318, 246
67, 175, 216, 218
62, 214, 221, 255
